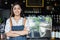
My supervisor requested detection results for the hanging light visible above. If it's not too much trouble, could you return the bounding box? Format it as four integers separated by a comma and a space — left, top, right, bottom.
23, 0, 25, 3
11, 4, 13, 6
4, 0, 8, 4
5, 1, 7, 4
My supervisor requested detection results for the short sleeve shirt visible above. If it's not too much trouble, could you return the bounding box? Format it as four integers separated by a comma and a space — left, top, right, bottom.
5, 17, 30, 33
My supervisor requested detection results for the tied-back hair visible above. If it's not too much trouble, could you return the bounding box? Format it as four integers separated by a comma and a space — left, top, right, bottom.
10, 2, 25, 28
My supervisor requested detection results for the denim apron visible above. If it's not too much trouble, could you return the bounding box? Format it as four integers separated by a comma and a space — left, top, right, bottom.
9, 25, 27, 40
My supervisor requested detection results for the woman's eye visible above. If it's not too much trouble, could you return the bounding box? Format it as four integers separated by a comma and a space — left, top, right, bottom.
13, 8, 20, 10
13, 8, 16, 10
18, 8, 20, 10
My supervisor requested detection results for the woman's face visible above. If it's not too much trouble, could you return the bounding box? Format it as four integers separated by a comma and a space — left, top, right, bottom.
13, 4, 21, 16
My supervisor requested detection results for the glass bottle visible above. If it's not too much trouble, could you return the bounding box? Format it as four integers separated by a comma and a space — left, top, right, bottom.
51, 26, 56, 40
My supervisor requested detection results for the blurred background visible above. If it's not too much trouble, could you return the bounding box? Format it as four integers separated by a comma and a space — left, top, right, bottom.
0, 0, 60, 40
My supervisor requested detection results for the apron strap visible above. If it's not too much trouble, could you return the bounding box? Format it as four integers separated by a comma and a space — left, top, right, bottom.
10, 17, 12, 30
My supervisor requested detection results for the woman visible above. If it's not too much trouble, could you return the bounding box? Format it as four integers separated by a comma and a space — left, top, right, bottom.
5, 2, 30, 40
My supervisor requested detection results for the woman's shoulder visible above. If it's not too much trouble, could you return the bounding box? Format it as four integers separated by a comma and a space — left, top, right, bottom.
21, 17, 27, 20
6, 18, 10, 22
20, 17, 26, 20
21, 17, 24, 19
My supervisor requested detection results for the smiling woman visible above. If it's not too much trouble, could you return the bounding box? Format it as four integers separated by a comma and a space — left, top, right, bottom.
5, 2, 30, 40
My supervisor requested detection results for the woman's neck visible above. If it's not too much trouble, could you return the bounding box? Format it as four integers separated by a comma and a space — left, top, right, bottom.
14, 15, 21, 20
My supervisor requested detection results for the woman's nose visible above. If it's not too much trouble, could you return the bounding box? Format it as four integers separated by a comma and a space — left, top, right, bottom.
15, 9, 19, 12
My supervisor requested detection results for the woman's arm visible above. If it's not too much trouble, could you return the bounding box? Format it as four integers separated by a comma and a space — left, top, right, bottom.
6, 27, 29, 37
5, 31, 20, 37
11, 29, 29, 35
5, 19, 20, 37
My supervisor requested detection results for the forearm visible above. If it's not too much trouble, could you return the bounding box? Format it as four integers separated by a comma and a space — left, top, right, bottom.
17, 30, 28, 35
6, 31, 20, 37
11, 30, 29, 35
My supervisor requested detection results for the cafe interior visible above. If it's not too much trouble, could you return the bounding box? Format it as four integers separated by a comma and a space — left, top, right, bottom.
0, 0, 60, 40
